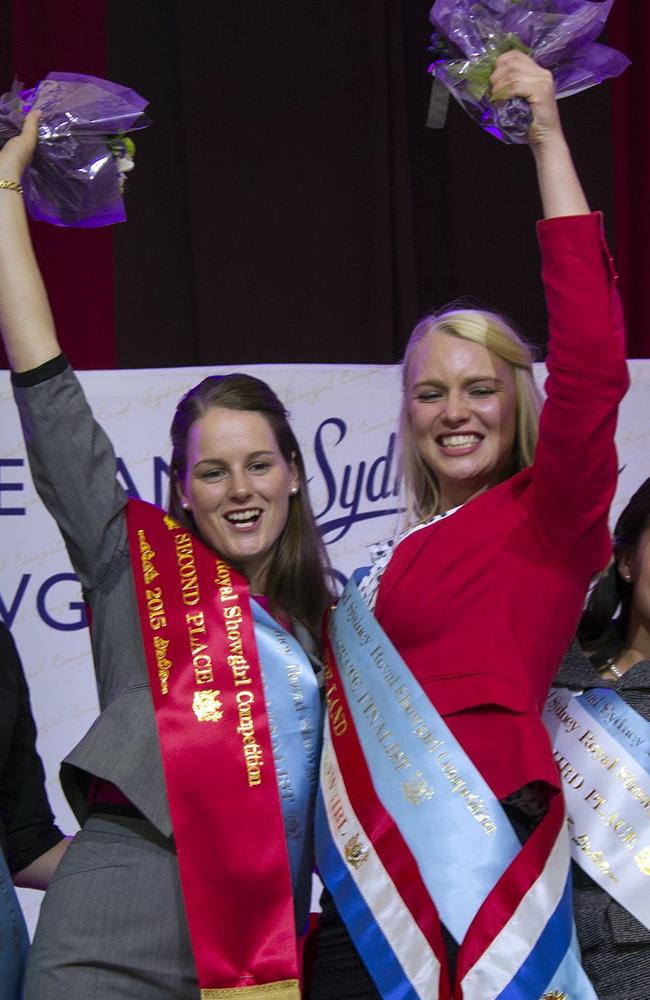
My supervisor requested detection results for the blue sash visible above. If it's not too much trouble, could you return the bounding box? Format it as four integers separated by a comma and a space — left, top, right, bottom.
252, 599, 322, 931
317, 578, 597, 999
0, 850, 29, 1000
544, 686, 650, 930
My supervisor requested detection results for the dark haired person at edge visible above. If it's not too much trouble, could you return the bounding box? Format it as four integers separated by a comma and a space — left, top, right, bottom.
308, 52, 629, 1000
552, 478, 650, 1000
1, 622, 68, 998
0, 116, 332, 999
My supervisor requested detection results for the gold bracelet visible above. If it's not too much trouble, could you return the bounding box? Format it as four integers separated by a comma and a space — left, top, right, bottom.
0, 179, 24, 195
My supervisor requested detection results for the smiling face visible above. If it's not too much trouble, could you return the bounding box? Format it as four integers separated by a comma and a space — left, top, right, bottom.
407, 330, 517, 510
177, 406, 299, 593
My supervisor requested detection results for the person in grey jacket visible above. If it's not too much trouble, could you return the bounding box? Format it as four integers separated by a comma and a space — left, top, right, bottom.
1, 621, 68, 998
555, 476, 650, 1000
0, 113, 331, 999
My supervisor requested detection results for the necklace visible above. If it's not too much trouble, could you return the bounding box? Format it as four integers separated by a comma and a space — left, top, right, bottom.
602, 656, 623, 680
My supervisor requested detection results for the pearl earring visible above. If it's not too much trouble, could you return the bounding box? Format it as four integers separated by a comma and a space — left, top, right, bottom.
290, 486, 299, 496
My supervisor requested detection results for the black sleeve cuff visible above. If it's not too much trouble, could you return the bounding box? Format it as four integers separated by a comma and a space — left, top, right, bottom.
11, 354, 69, 388
8, 825, 65, 875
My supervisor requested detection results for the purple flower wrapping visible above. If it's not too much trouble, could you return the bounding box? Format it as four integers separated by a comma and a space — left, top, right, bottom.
429, 0, 630, 144
0, 72, 149, 227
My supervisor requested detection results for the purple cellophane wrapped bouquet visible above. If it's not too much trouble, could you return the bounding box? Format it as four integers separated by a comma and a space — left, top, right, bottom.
0, 72, 149, 226
429, 0, 630, 143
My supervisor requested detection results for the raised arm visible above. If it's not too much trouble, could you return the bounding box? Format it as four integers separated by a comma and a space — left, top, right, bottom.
0, 111, 60, 370
0, 113, 128, 591
489, 51, 590, 219
491, 53, 628, 577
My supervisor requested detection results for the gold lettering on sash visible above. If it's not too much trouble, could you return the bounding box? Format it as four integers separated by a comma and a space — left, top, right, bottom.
213, 559, 266, 787
553, 749, 585, 789
633, 844, 650, 876
192, 689, 223, 723
330, 794, 347, 833
135, 529, 173, 692
332, 597, 499, 835
578, 729, 620, 772
236, 689, 264, 787
571, 831, 618, 881
144, 586, 167, 631
582, 788, 640, 849
547, 692, 581, 736
153, 636, 172, 694
324, 653, 349, 736
613, 764, 650, 813
433, 751, 497, 835
184, 610, 214, 684
323, 756, 349, 837
137, 529, 159, 584
174, 532, 201, 607
344, 833, 369, 870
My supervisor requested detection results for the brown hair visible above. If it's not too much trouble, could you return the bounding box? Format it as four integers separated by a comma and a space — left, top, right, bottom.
169, 373, 332, 644
578, 476, 650, 668
398, 307, 543, 522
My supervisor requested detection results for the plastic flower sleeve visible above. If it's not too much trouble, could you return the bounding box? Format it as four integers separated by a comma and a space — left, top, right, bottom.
0, 72, 149, 227
428, 0, 630, 144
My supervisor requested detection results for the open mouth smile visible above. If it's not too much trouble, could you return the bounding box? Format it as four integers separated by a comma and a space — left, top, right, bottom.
437, 433, 483, 452
224, 508, 262, 528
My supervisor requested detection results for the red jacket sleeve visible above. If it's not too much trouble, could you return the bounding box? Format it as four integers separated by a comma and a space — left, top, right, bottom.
530, 212, 629, 577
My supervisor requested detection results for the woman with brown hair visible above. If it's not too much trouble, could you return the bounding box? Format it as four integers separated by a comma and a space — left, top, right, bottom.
554, 477, 650, 1000
0, 113, 331, 999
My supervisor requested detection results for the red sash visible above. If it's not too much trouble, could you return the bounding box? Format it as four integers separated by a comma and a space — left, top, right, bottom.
126, 498, 300, 999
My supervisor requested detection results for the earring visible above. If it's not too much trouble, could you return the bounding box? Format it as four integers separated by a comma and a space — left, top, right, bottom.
290, 486, 299, 496
182, 502, 190, 511
624, 573, 632, 583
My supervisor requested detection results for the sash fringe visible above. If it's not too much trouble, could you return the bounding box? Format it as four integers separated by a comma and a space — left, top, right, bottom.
201, 981, 300, 998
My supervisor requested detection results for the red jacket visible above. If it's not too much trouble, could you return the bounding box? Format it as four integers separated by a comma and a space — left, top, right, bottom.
375, 212, 629, 800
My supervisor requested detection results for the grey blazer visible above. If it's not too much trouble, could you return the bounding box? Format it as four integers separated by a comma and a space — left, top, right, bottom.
554, 643, 650, 999
14, 360, 321, 839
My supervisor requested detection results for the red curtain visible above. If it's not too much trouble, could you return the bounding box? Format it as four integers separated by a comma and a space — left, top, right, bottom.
608, 0, 650, 358
4, 0, 115, 369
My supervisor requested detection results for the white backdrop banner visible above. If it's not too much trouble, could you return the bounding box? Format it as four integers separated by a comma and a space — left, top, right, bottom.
2, 360, 650, 930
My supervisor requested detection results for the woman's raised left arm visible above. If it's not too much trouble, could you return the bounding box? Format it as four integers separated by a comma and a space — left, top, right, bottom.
0, 111, 61, 371
490, 51, 589, 219
490, 54, 628, 575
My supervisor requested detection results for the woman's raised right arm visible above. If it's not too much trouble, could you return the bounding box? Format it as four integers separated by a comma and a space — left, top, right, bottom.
0, 112, 60, 370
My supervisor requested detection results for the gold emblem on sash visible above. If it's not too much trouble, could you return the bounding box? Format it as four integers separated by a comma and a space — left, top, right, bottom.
164, 514, 180, 531
402, 770, 434, 805
344, 833, 369, 870
193, 689, 223, 722
633, 844, 650, 876
540, 993, 568, 1000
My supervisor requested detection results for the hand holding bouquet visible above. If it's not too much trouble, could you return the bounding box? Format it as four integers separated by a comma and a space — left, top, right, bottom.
0, 72, 149, 226
429, 0, 630, 143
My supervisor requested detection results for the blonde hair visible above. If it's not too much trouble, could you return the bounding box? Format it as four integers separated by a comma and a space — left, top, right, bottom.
398, 307, 543, 524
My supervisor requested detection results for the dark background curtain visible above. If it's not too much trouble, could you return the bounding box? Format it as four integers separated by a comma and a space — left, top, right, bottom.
2, 1, 648, 370
608, 1, 650, 359
7, 0, 115, 368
